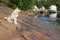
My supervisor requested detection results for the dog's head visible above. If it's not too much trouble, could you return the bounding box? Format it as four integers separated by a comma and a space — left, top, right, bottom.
15, 7, 21, 13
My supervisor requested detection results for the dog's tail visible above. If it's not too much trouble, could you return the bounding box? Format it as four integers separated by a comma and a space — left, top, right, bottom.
4, 17, 7, 20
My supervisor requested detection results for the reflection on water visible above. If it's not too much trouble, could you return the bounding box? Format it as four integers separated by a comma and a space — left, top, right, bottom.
37, 17, 60, 27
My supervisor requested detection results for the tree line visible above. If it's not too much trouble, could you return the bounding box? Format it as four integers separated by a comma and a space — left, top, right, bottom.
0, 0, 60, 10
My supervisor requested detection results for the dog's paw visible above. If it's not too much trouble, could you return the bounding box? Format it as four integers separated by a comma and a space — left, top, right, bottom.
15, 22, 18, 24
9, 20, 13, 23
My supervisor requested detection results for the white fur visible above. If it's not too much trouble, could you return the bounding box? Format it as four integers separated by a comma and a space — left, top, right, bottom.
49, 5, 57, 18
4, 7, 21, 24
49, 5, 57, 11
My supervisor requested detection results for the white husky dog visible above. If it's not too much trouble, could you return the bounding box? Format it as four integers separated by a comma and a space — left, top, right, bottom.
4, 7, 21, 24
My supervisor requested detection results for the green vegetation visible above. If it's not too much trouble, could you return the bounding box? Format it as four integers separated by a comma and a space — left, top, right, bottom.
34, 0, 42, 8
18, 0, 35, 11
4, 0, 35, 11
0, 0, 60, 10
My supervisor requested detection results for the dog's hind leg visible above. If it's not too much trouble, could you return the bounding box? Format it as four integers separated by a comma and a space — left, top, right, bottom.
7, 18, 13, 22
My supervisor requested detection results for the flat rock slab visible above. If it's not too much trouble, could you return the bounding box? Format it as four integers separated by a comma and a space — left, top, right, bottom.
0, 6, 60, 40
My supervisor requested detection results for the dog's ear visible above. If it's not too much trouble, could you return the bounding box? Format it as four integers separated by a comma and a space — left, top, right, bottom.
16, 7, 19, 9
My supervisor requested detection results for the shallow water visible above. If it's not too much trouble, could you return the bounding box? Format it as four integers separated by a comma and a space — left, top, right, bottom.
36, 17, 60, 27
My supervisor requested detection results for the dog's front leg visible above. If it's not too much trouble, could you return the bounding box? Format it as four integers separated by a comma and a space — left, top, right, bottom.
14, 17, 18, 24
